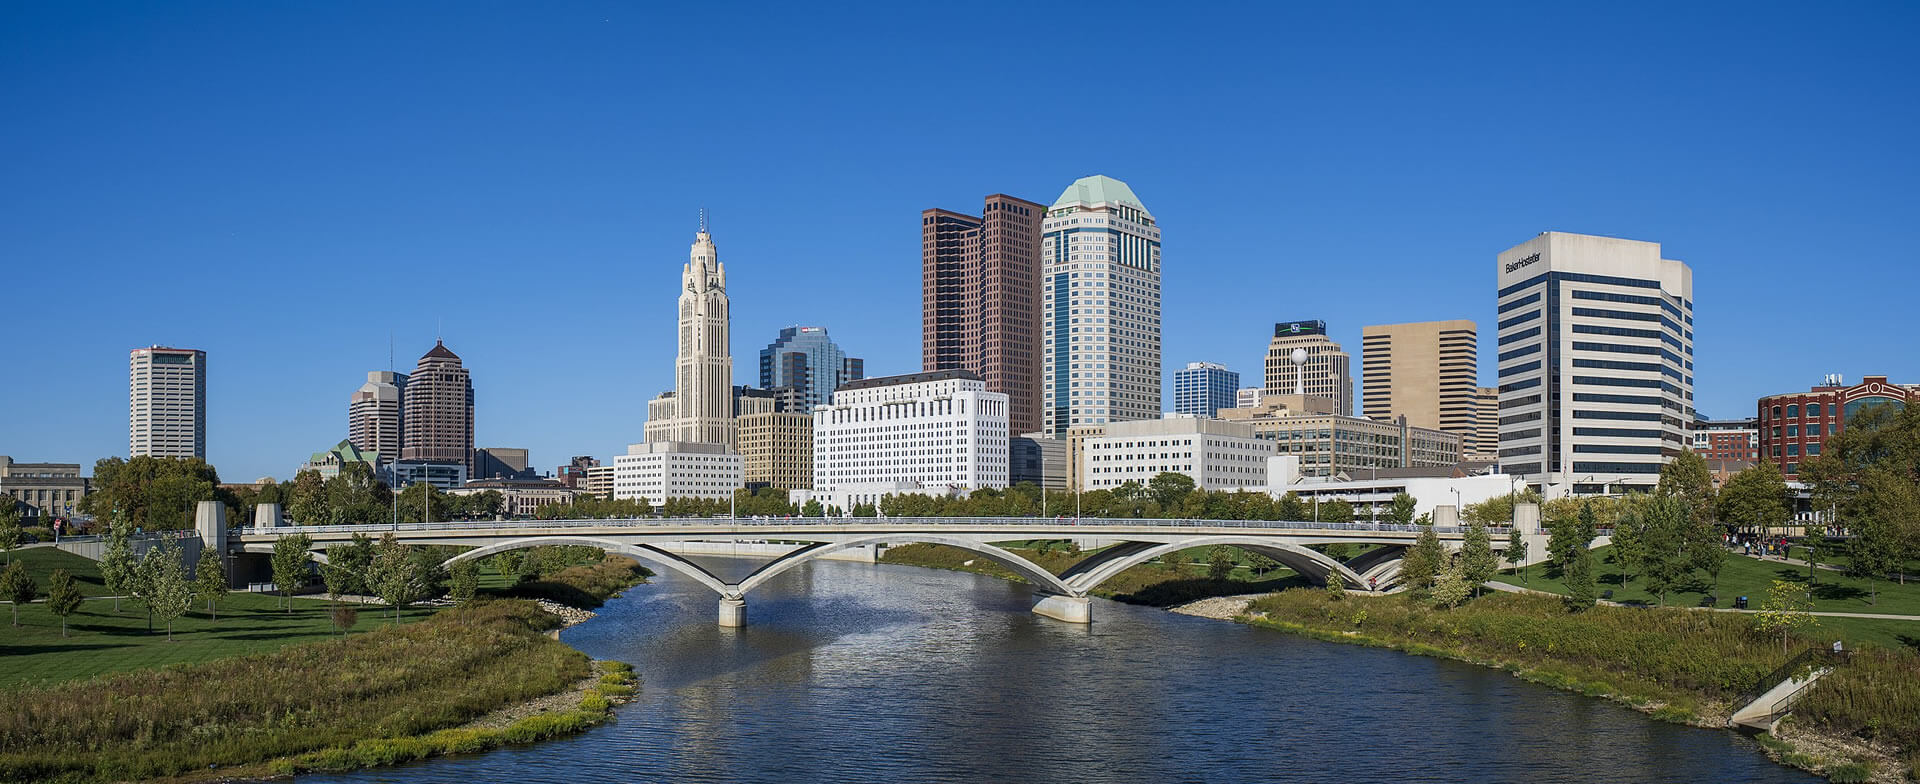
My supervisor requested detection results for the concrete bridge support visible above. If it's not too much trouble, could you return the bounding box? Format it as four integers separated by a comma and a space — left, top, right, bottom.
1032, 594, 1091, 624
718, 597, 747, 627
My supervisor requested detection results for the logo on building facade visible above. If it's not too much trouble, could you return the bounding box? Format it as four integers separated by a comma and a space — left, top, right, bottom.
1505, 253, 1542, 274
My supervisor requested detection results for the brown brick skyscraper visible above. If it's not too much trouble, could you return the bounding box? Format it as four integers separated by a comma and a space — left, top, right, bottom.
922, 194, 1044, 434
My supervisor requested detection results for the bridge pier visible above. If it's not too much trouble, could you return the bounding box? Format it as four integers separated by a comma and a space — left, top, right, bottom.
718, 596, 747, 627
1032, 594, 1091, 624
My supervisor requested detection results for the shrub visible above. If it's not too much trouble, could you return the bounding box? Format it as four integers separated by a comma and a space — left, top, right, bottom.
1825, 761, 1871, 783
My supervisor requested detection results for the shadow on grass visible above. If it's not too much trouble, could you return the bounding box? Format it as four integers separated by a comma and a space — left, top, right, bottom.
1109, 573, 1311, 607
1813, 583, 1868, 603
0, 642, 137, 656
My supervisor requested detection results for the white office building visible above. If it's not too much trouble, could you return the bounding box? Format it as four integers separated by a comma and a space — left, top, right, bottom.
812, 370, 1009, 507
129, 346, 207, 459
1495, 232, 1694, 496
1082, 416, 1275, 491
612, 441, 744, 507
1042, 175, 1162, 437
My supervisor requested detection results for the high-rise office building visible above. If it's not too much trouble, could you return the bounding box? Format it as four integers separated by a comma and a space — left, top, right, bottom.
1472, 386, 1499, 462
1041, 175, 1162, 437
923, 194, 1044, 434
1263, 320, 1352, 416
399, 340, 474, 471
811, 370, 1010, 507
759, 326, 863, 414
348, 370, 406, 460
129, 346, 206, 459
1360, 320, 1478, 448
1173, 362, 1240, 418
738, 410, 813, 490
1495, 232, 1694, 495
645, 225, 736, 448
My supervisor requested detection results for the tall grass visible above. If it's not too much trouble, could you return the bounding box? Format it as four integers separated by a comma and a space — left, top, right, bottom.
0, 599, 589, 783
1796, 646, 1920, 755
492, 555, 652, 608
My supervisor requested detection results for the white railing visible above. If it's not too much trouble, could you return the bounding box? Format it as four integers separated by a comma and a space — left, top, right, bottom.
235, 516, 1495, 537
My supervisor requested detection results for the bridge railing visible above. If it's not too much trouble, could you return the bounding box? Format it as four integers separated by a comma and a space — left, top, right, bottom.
234, 517, 1493, 537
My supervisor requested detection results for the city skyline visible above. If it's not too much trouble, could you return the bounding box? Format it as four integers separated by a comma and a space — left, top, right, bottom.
5, 4, 1917, 481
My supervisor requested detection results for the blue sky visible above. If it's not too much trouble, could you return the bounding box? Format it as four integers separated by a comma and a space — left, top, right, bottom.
4, 2, 1915, 482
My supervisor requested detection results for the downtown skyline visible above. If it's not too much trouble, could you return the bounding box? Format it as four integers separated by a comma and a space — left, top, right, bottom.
4, 3, 1917, 482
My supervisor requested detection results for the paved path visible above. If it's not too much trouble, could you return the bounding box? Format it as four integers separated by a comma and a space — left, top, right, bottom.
1483, 580, 1920, 620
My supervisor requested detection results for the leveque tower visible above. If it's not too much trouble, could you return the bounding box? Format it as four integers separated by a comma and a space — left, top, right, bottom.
644, 223, 736, 448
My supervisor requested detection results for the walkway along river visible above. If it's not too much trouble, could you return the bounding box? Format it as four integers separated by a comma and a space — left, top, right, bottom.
302, 556, 1817, 783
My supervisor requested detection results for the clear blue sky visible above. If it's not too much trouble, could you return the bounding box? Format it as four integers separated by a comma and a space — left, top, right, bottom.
4, 2, 1916, 483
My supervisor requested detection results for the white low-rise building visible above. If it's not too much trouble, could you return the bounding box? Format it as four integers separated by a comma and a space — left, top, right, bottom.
812, 370, 1009, 508
1082, 416, 1275, 491
612, 441, 743, 507
1264, 455, 1524, 522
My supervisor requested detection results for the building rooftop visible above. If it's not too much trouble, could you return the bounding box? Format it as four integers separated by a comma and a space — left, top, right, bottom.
1051, 175, 1149, 213
838, 369, 980, 392
421, 340, 460, 360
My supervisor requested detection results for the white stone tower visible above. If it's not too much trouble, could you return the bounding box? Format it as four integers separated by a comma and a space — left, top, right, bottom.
645, 218, 736, 448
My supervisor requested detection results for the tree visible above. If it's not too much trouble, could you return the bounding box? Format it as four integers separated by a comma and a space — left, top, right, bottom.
1, 559, 37, 626
1275, 492, 1308, 522
1848, 509, 1901, 605
398, 482, 448, 523
1325, 570, 1347, 600
100, 522, 136, 614
0, 501, 20, 564
1657, 449, 1717, 528
146, 543, 192, 641
1716, 462, 1791, 534
1753, 579, 1817, 654
1802, 537, 1824, 588
1430, 560, 1471, 609
287, 469, 329, 525
46, 568, 83, 637
78, 456, 223, 530
1400, 522, 1444, 592
324, 461, 393, 525
1148, 472, 1198, 514
320, 562, 355, 633
1245, 550, 1279, 577
193, 549, 227, 621
493, 550, 526, 584
368, 532, 425, 624
270, 533, 313, 611
449, 559, 480, 604
1640, 496, 1694, 606
1505, 525, 1529, 583
801, 499, 825, 518
1564, 545, 1597, 611
1319, 499, 1354, 525
1608, 505, 1646, 588
327, 534, 376, 595
1460, 519, 1496, 597
1208, 547, 1235, 581
130, 545, 159, 631
1383, 492, 1417, 525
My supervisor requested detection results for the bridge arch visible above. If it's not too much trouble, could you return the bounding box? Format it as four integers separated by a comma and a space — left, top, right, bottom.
733, 535, 1076, 598
1061, 537, 1367, 594
443, 537, 732, 597
238, 543, 332, 565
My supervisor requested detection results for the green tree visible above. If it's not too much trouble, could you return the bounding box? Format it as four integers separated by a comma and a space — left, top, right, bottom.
1656, 449, 1717, 527
1325, 569, 1347, 600
327, 533, 376, 595
368, 532, 424, 624
286, 469, 329, 525
1400, 522, 1444, 592
45, 568, 83, 637
146, 543, 192, 641
1716, 462, 1791, 534
1639, 496, 1694, 606
1459, 519, 1496, 597
130, 545, 159, 631
1275, 492, 1308, 521
1848, 506, 1903, 605
801, 499, 825, 518
397, 482, 448, 523
1149, 472, 1198, 514
1608, 505, 1646, 588
1245, 550, 1279, 577
270, 533, 314, 611
99, 522, 136, 614
1383, 492, 1417, 525
1564, 545, 1597, 611
0, 501, 20, 564
324, 461, 393, 525
319, 561, 355, 633
1319, 499, 1354, 525
1, 559, 37, 626
449, 559, 480, 604
193, 549, 227, 621
78, 456, 223, 530
1208, 547, 1235, 581
493, 550, 526, 584
1505, 525, 1529, 583
1753, 579, 1817, 654
1430, 560, 1471, 609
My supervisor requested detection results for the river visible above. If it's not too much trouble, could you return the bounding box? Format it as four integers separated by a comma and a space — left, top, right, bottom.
305, 557, 1815, 783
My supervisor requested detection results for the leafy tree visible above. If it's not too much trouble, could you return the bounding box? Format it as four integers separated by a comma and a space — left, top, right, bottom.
327, 533, 376, 595
1848, 507, 1903, 605
1639, 496, 1694, 606
1716, 462, 1791, 534
851, 503, 877, 518
1564, 545, 1597, 611
1147, 472, 1198, 514
1545, 517, 1577, 574
1245, 550, 1278, 577
1207, 547, 1235, 581
398, 482, 448, 523
1608, 505, 1646, 588
193, 549, 227, 621
369, 532, 425, 624
449, 559, 480, 604
1460, 519, 1496, 597
0, 501, 20, 564
130, 545, 159, 631
493, 550, 526, 584
286, 469, 329, 525
270, 533, 314, 611
1, 559, 36, 626
1505, 525, 1529, 583
320, 561, 355, 633
1753, 579, 1817, 654
1275, 492, 1308, 521
46, 568, 83, 637
1430, 560, 1471, 609
1319, 499, 1354, 525
1324, 569, 1347, 600
1383, 492, 1417, 525
146, 543, 192, 641
1400, 522, 1444, 592
1463, 489, 1543, 527
100, 522, 136, 614
78, 456, 224, 530
324, 461, 393, 525
801, 499, 825, 518
1656, 449, 1717, 527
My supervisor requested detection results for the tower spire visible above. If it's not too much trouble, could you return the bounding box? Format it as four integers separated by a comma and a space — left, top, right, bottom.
699, 207, 708, 235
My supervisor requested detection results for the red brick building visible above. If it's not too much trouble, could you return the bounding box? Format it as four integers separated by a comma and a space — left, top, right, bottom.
1692, 416, 1759, 461
922, 195, 1044, 434
1757, 375, 1915, 476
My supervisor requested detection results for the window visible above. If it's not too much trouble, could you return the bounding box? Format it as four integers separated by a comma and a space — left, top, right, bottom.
1786, 404, 1799, 418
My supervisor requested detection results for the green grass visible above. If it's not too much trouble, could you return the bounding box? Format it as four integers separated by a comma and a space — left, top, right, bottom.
1, 548, 437, 690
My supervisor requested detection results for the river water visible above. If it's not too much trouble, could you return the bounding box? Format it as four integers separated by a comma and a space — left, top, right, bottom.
306, 557, 1813, 783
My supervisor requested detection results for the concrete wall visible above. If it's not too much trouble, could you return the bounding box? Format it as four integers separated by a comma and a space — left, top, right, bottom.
654, 539, 878, 563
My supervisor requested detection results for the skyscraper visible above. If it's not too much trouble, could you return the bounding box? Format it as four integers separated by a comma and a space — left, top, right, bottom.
645, 224, 735, 448
922, 194, 1044, 433
759, 326, 863, 414
1041, 175, 1162, 437
1173, 362, 1240, 418
129, 346, 206, 459
400, 340, 474, 470
348, 370, 406, 460
1472, 386, 1499, 462
1263, 320, 1352, 416
1495, 231, 1694, 495
1360, 320, 1478, 445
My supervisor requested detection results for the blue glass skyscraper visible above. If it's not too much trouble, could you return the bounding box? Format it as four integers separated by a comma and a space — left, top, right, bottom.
758, 326, 864, 414
1173, 361, 1240, 418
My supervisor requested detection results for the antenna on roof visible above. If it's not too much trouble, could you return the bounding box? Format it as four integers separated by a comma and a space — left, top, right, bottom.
388, 330, 393, 372
699, 207, 709, 234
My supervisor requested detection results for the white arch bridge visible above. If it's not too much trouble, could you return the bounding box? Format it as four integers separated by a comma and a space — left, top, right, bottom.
229, 517, 1532, 626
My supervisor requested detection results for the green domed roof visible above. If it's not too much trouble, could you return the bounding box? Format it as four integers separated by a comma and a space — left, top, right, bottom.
1051, 175, 1149, 214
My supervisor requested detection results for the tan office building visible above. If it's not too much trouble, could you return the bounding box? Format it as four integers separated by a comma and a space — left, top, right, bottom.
1472, 386, 1499, 462
1263, 320, 1352, 416
1360, 319, 1478, 451
1219, 399, 1461, 477
738, 411, 813, 490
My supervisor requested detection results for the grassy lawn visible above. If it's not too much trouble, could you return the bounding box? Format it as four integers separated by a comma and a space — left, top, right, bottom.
0, 547, 437, 690
1494, 545, 1920, 651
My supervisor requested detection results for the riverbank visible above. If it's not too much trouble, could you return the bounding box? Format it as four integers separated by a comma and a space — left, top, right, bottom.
1239, 589, 1917, 783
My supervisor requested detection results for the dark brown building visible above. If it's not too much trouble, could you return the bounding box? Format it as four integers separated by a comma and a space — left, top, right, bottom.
400, 340, 475, 470
922, 194, 1044, 433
